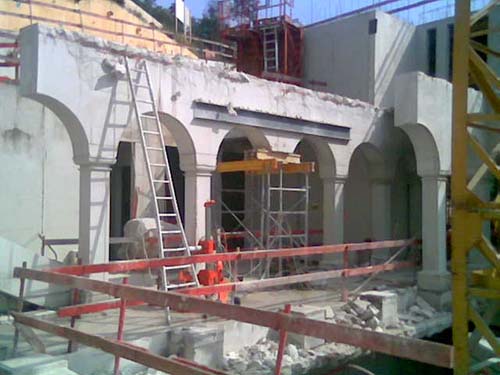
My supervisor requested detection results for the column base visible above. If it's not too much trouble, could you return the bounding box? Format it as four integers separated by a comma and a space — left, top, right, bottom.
417, 270, 452, 311
417, 270, 451, 292
418, 290, 452, 312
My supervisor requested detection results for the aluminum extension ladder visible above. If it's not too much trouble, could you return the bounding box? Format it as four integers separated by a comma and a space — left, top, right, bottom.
262, 26, 279, 72
124, 57, 199, 295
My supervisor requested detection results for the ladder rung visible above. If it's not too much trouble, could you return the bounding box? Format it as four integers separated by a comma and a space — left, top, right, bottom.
140, 114, 156, 119
166, 282, 197, 289
151, 163, 167, 167
162, 230, 182, 234
156, 196, 173, 200
163, 247, 187, 253
153, 179, 170, 184
146, 147, 163, 151
159, 213, 177, 217
143, 130, 160, 135
134, 83, 149, 88
163, 265, 191, 271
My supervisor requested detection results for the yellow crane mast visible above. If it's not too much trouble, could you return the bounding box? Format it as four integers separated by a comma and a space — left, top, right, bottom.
451, 0, 500, 374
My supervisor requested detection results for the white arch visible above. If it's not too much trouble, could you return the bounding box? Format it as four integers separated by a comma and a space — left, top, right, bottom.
157, 112, 197, 171
294, 136, 337, 179
398, 123, 441, 177
348, 142, 388, 181
26, 94, 89, 163
216, 126, 271, 157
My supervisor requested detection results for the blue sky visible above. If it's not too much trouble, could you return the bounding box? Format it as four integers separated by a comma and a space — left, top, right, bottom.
156, 0, 327, 23
154, 1, 490, 26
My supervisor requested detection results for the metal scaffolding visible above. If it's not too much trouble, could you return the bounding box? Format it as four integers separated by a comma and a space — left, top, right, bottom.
451, 1, 500, 374
217, 158, 312, 276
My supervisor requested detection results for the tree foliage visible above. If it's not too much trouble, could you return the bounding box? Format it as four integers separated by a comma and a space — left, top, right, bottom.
131, 0, 222, 41
193, 0, 220, 41
131, 0, 176, 31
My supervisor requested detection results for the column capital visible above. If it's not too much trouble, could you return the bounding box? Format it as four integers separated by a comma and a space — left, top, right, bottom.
322, 174, 348, 184
74, 156, 115, 171
184, 168, 214, 178
420, 174, 449, 183
180, 153, 218, 175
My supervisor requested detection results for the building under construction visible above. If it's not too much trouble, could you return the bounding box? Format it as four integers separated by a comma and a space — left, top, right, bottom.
0, 0, 498, 374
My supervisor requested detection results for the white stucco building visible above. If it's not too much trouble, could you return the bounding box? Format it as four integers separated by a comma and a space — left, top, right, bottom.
0, 1, 497, 310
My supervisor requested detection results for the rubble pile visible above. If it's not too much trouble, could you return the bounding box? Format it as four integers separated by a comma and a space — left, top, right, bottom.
223, 287, 451, 375
223, 338, 357, 375
332, 299, 386, 332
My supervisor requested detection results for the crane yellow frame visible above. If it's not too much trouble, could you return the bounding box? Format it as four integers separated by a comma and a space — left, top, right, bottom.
452, 0, 500, 374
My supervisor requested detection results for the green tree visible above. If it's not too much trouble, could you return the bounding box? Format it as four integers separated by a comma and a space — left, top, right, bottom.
193, 0, 221, 41
131, 0, 176, 31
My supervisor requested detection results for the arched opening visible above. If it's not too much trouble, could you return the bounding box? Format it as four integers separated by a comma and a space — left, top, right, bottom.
391, 131, 422, 241
215, 129, 255, 252
0, 93, 84, 256
344, 143, 386, 244
110, 113, 195, 259
293, 139, 323, 246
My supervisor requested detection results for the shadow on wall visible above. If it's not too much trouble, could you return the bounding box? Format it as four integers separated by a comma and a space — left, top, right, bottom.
374, 17, 417, 107
0, 236, 70, 309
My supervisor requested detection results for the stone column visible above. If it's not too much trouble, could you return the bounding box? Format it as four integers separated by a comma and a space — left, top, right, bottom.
183, 167, 215, 245
321, 175, 346, 266
418, 175, 450, 293
77, 161, 112, 266
371, 180, 392, 263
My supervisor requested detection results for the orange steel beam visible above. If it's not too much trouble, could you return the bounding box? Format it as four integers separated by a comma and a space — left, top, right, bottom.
11, 313, 225, 375
14, 266, 453, 369
51, 239, 417, 276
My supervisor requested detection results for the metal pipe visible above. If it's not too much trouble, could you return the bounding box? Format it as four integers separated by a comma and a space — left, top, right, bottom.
12, 261, 27, 355
275, 304, 291, 375
114, 277, 129, 375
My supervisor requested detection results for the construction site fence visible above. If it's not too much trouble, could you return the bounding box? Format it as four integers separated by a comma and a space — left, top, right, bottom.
10, 238, 454, 374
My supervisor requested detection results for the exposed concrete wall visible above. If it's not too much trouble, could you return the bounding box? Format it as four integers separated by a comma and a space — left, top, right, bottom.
372, 12, 417, 107
304, 11, 417, 108
18, 24, 386, 259
303, 12, 375, 104
414, 17, 455, 82
0, 83, 79, 253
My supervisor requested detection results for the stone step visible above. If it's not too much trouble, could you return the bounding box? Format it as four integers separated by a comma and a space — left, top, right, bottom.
0, 354, 78, 375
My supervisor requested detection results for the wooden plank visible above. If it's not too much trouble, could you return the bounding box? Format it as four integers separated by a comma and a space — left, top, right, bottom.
12, 313, 221, 375
50, 239, 417, 276
57, 261, 415, 316
282, 161, 315, 174
216, 159, 277, 173
14, 267, 454, 369
244, 149, 301, 164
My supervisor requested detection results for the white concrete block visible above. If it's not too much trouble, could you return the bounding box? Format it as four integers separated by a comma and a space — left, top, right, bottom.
169, 325, 224, 369
360, 290, 398, 326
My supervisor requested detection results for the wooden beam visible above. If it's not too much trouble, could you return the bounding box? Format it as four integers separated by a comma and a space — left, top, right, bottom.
282, 162, 315, 174
50, 239, 417, 276
14, 267, 454, 369
216, 159, 277, 173
57, 261, 415, 317
11, 313, 223, 375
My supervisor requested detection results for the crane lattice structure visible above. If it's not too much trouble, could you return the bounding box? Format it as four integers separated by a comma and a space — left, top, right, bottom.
451, 1, 500, 374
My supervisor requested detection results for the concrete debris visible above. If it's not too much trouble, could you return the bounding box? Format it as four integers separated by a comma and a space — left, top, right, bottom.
360, 291, 399, 326
336, 298, 386, 331
223, 338, 359, 375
